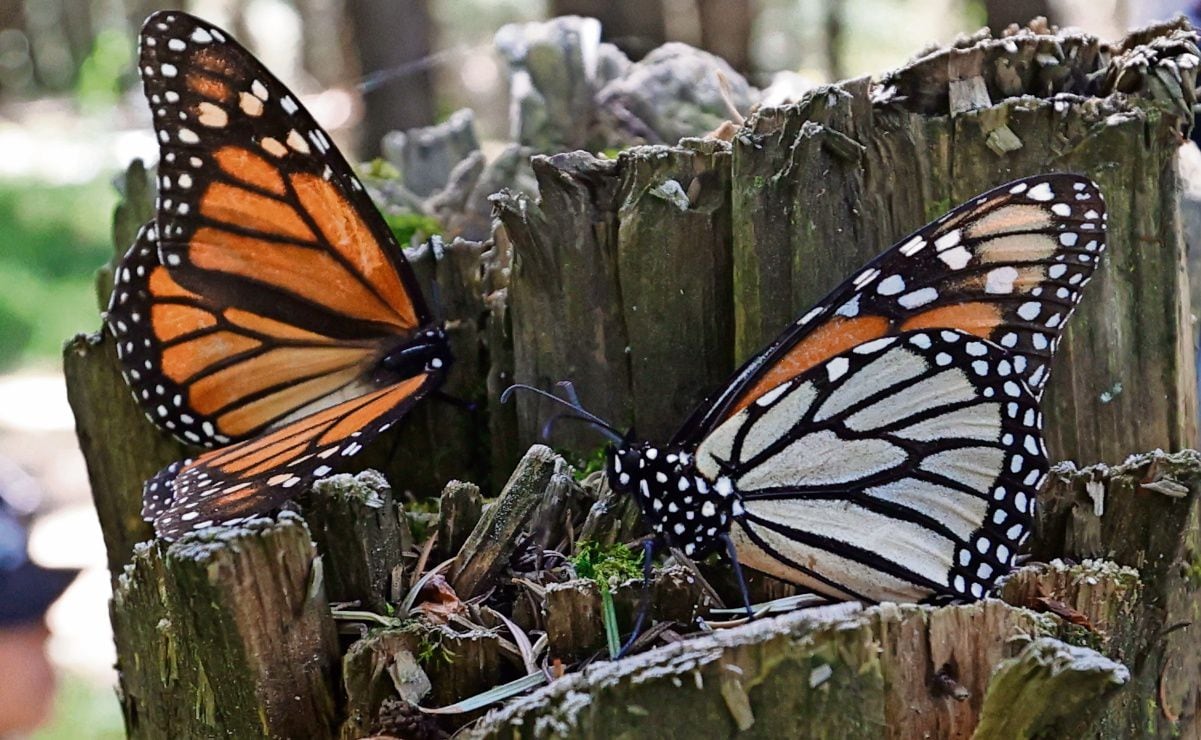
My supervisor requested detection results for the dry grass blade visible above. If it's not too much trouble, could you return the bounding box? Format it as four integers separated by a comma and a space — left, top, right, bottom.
410, 531, 439, 589
493, 609, 539, 674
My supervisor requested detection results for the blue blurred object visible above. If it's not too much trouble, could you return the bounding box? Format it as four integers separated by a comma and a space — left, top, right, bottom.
0, 464, 78, 627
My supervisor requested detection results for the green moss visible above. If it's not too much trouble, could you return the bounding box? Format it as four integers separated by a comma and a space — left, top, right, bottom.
572, 541, 643, 588
925, 197, 952, 223
1183, 553, 1201, 590
415, 628, 456, 667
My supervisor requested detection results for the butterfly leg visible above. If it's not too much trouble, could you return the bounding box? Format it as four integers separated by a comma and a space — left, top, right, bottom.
721, 533, 754, 620
616, 537, 657, 658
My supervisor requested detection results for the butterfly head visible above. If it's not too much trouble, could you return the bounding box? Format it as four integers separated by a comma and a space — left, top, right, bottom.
606, 441, 734, 558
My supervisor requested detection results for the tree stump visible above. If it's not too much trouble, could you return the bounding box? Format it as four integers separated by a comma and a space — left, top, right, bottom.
64, 17, 1201, 740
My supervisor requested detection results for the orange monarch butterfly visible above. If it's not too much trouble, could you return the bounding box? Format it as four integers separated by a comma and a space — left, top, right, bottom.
522, 173, 1106, 622
105, 11, 451, 540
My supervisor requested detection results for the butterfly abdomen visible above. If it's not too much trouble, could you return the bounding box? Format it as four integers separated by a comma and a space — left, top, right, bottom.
607, 443, 735, 557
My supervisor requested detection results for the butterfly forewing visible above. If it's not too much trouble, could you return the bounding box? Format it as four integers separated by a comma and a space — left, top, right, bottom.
139, 11, 426, 336
679, 174, 1105, 443
106, 220, 392, 444
696, 330, 1044, 602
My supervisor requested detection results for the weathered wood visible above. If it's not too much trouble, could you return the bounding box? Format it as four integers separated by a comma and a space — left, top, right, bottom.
731, 22, 1199, 465
435, 480, 484, 560
973, 638, 1129, 739
494, 16, 614, 151
544, 565, 719, 660
470, 597, 1122, 739
497, 139, 736, 448
303, 471, 410, 613
450, 445, 566, 598
482, 235, 523, 482
1029, 449, 1201, 735
111, 514, 340, 739
63, 331, 184, 572
381, 108, 480, 199
615, 138, 734, 441
495, 152, 630, 452
575, 476, 644, 548
341, 632, 430, 740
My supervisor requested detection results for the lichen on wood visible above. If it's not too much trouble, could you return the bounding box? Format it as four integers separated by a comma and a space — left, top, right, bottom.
110, 514, 339, 739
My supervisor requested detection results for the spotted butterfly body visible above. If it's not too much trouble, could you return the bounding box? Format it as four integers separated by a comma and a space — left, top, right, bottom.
607, 174, 1106, 603
106, 11, 451, 540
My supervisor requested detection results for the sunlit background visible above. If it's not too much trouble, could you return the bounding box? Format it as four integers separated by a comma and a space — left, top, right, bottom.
0, 0, 1190, 735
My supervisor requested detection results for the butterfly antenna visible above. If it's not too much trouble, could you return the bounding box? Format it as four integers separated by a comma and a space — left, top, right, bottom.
501, 383, 623, 443
541, 412, 623, 445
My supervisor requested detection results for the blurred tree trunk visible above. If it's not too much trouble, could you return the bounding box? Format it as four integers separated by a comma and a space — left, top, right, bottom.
550, 0, 666, 60
985, 0, 1055, 31
695, 0, 755, 74
296, 0, 352, 90
345, 0, 436, 158
822, 0, 843, 81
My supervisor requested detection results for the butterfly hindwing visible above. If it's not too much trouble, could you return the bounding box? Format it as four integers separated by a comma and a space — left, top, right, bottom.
695, 329, 1044, 602
146, 373, 437, 540
681, 174, 1105, 441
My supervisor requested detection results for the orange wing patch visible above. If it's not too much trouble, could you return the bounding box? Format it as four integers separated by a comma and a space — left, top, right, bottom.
189, 229, 408, 327
152, 303, 217, 342
188, 346, 374, 415
727, 315, 891, 418
214, 146, 287, 195
192, 377, 425, 475
186, 72, 231, 102
899, 302, 1002, 339
223, 308, 342, 344
148, 265, 201, 300
160, 330, 262, 383
215, 367, 365, 437
198, 184, 316, 241
290, 173, 418, 329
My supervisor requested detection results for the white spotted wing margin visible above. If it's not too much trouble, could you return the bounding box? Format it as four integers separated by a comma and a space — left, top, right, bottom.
105, 222, 231, 448
696, 330, 1046, 604
143, 372, 438, 541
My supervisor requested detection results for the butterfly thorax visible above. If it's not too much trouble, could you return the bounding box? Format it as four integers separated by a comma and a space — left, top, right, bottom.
606, 441, 734, 558
380, 327, 453, 378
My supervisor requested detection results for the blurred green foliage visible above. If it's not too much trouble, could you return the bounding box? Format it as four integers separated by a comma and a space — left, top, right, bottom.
75, 30, 135, 108
32, 673, 124, 739
384, 212, 443, 246
0, 177, 116, 369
